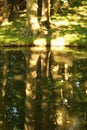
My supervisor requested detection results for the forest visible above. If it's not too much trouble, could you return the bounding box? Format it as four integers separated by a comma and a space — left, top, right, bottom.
0, 1, 87, 130
0, 0, 87, 46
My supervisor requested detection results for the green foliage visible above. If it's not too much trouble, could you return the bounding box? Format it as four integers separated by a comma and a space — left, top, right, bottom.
0, 0, 87, 46
1, 51, 26, 129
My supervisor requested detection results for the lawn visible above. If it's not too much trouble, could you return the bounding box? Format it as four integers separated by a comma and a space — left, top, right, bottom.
0, 1, 87, 47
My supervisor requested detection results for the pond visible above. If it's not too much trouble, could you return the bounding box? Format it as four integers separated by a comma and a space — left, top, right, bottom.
0, 47, 87, 130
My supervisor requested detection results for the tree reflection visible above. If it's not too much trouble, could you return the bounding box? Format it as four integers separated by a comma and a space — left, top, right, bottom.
0, 51, 8, 130
24, 48, 58, 130
0, 50, 25, 130
24, 47, 87, 130
24, 48, 39, 130
0, 48, 87, 130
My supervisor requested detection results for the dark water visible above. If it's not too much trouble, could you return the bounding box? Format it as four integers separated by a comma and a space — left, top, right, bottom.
0, 47, 87, 130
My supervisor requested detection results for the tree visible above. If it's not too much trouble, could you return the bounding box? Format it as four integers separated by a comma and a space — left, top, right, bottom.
25, 0, 51, 36
24, 49, 39, 130
25, 0, 40, 36
1, 0, 9, 24
0, 51, 9, 130
40, 0, 50, 28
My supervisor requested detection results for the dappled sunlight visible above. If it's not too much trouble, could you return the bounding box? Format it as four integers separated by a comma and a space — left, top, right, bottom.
19, 12, 26, 17
1, 19, 12, 26
64, 33, 79, 44
34, 38, 47, 46
26, 1, 40, 32
32, 3, 38, 11
1, 21, 12, 26
80, 22, 87, 28
26, 82, 32, 97
56, 108, 80, 129
51, 20, 69, 27
0, 0, 87, 46
0, 35, 4, 38
70, 21, 79, 25
76, 5, 87, 16
0, 36, 20, 43
30, 16, 40, 30
50, 0, 87, 46
0, 16, 29, 45
51, 37, 66, 46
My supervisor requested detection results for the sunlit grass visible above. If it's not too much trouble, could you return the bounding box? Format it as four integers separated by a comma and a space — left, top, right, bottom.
0, 14, 32, 46
0, 0, 87, 47
50, 0, 87, 47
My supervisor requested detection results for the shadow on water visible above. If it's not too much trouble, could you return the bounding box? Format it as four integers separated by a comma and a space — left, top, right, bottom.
0, 47, 87, 130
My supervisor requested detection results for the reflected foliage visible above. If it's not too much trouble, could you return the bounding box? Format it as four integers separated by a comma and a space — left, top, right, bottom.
0, 47, 87, 130
0, 50, 25, 130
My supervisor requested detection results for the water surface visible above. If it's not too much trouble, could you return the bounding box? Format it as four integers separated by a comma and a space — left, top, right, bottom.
0, 47, 87, 130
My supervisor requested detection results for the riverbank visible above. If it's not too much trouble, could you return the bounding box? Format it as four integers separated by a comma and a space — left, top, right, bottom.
0, 1, 87, 47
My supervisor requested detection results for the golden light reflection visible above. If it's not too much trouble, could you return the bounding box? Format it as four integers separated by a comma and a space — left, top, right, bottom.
29, 46, 47, 51
25, 99, 32, 110
85, 82, 87, 94
51, 65, 62, 80
56, 109, 80, 129
56, 110, 63, 125
52, 66, 59, 73
26, 83, 32, 96
51, 46, 66, 51
30, 71, 37, 78
2, 79, 7, 87
14, 75, 24, 80
0, 121, 3, 124
2, 89, 5, 97
86, 89, 87, 94
30, 59, 37, 67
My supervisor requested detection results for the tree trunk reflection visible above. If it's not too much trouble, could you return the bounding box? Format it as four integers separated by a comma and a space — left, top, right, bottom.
0, 48, 86, 130
0, 52, 11, 130
24, 49, 39, 130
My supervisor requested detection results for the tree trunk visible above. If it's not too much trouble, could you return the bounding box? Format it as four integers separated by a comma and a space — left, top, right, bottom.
40, 0, 50, 28
0, 52, 8, 130
25, 0, 40, 36
24, 49, 39, 130
2, 0, 9, 24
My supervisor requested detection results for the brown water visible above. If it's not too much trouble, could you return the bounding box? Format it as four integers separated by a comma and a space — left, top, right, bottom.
0, 47, 87, 130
